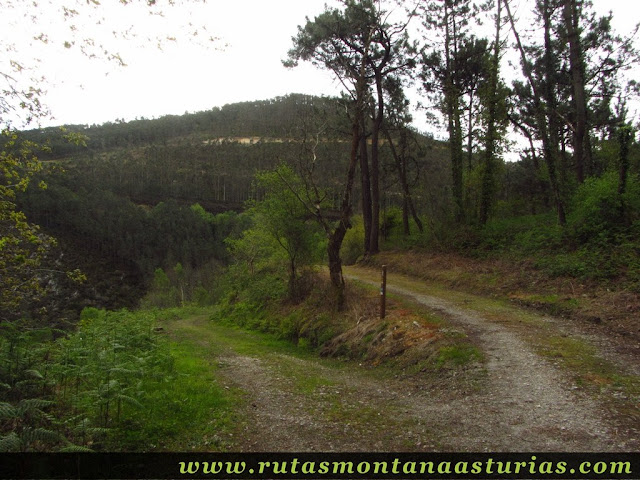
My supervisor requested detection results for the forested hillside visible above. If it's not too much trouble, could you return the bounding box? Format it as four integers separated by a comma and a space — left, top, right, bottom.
11, 93, 446, 321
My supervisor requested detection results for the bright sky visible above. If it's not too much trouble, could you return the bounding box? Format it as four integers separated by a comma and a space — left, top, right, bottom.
2, 0, 638, 132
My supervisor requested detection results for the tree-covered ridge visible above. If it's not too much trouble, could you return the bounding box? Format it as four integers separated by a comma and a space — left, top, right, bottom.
22, 94, 353, 158
12, 93, 441, 321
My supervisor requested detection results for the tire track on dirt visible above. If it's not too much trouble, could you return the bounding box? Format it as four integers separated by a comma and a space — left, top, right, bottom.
344, 271, 635, 451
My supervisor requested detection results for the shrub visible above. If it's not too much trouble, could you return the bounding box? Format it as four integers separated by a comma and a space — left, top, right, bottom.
340, 216, 365, 265
480, 214, 560, 252
568, 171, 640, 244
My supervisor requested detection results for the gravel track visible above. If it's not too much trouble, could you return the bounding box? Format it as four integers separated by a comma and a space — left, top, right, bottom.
183, 272, 639, 451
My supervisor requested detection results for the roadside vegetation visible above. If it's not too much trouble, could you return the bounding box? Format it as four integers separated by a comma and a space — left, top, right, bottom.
0, 308, 238, 452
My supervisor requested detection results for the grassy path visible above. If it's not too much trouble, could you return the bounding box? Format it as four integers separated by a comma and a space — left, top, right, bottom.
160, 286, 639, 451
162, 315, 438, 451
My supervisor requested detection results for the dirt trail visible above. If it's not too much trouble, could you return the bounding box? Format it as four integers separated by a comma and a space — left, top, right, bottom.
173, 270, 639, 451
345, 272, 632, 450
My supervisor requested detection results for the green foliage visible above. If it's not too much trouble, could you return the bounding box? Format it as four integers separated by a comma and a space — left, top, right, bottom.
210, 274, 336, 349
446, 171, 640, 284
0, 308, 210, 451
144, 268, 175, 308
226, 165, 326, 302
226, 219, 285, 277
479, 214, 562, 252
21, 169, 239, 315
54, 309, 174, 436
0, 129, 54, 321
341, 215, 365, 265
568, 171, 640, 243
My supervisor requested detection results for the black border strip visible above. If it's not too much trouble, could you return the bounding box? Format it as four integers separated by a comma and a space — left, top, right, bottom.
0, 452, 638, 479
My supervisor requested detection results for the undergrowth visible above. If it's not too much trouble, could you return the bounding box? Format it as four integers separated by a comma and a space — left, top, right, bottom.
0, 307, 235, 451
211, 270, 483, 376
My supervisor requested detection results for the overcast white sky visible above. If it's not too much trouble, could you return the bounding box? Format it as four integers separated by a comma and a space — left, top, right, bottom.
2, 0, 638, 133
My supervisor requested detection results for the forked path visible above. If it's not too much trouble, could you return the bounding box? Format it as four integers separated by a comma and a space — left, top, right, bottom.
171, 269, 639, 451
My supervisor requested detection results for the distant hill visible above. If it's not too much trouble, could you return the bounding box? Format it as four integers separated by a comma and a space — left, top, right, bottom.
15, 94, 448, 318
22, 94, 447, 213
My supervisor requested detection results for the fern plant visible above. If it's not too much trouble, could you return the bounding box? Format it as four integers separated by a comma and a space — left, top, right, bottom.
0, 308, 177, 451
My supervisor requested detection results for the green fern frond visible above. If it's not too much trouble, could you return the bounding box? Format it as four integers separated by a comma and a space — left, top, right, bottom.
58, 444, 94, 453
24, 369, 44, 380
108, 367, 138, 376
20, 427, 61, 447
17, 398, 54, 415
0, 432, 20, 452
115, 394, 143, 409
0, 402, 18, 418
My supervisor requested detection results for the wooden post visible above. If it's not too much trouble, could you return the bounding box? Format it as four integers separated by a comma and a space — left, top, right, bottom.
380, 265, 387, 319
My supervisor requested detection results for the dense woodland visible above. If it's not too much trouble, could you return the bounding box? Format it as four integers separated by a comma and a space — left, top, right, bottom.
1, 0, 639, 451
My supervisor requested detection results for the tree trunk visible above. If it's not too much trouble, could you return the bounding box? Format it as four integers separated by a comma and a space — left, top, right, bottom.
359, 123, 372, 255
288, 257, 298, 302
479, 0, 502, 225
444, 2, 465, 224
370, 74, 385, 254
563, 0, 592, 183
327, 234, 345, 308
618, 126, 632, 195
543, 0, 567, 225
326, 103, 362, 310
384, 126, 424, 234
467, 89, 475, 170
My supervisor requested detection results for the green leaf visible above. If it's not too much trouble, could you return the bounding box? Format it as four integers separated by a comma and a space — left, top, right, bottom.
25, 369, 44, 380
58, 444, 94, 453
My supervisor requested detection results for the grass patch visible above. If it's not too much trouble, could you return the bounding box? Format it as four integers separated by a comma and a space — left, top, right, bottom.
510, 293, 580, 316
435, 345, 483, 368
106, 337, 240, 451
538, 335, 639, 394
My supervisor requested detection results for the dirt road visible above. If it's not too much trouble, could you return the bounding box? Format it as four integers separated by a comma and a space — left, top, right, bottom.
167, 268, 639, 451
